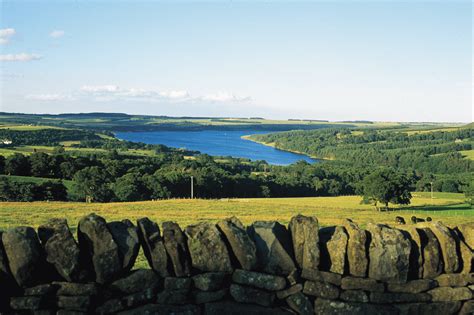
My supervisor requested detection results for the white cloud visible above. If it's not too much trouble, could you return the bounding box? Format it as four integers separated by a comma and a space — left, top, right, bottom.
0, 28, 15, 37
159, 90, 190, 99
201, 92, 251, 103
1, 73, 24, 80
50, 30, 65, 38
80, 85, 120, 93
80, 85, 190, 101
28, 85, 252, 105
26, 94, 74, 101
0, 28, 16, 45
0, 53, 42, 62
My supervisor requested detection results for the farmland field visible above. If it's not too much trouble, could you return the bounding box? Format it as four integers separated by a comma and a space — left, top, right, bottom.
0, 175, 75, 191
0, 124, 65, 131
460, 149, 474, 160
1, 193, 470, 231
0, 112, 448, 132
1, 193, 471, 268
0, 145, 156, 157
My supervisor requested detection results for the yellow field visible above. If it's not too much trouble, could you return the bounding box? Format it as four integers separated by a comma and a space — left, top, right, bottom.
143, 118, 400, 128
460, 150, 474, 160
0, 146, 107, 157
0, 193, 470, 232
0, 145, 156, 157
242, 136, 332, 160
0, 124, 65, 131
1, 193, 470, 268
403, 127, 462, 135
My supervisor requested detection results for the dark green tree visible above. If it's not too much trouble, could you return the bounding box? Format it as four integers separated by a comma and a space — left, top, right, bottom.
144, 174, 171, 199
361, 168, 412, 210
30, 152, 52, 177
71, 166, 113, 202
0, 177, 12, 201
113, 172, 148, 201
0, 156, 5, 174
5, 153, 30, 176
39, 180, 68, 201
465, 178, 474, 206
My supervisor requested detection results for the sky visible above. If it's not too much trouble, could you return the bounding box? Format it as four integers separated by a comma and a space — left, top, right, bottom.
0, 0, 472, 122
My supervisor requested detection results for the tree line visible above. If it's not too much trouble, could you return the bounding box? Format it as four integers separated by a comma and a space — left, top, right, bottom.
0, 150, 362, 202
0, 129, 100, 146
250, 127, 472, 188
0, 125, 471, 203
0, 148, 468, 203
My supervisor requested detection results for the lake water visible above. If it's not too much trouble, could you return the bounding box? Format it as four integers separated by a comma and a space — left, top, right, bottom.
115, 130, 316, 165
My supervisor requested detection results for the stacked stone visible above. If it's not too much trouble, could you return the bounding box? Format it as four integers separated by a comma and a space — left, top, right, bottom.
302, 220, 474, 315
9, 282, 99, 314
55, 282, 99, 314
95, 269, 160, 314
10, 284, 56, 313
0, 213, 473, 314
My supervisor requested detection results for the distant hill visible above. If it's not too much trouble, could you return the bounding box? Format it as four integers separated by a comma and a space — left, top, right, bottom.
0, 112, 357, 132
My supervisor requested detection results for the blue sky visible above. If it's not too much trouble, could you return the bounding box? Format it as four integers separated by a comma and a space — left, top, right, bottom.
0, 1, 472, 122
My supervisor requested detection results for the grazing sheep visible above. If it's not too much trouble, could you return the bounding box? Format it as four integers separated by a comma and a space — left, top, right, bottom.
395, 216, 406, 225
411, 216, 425, 224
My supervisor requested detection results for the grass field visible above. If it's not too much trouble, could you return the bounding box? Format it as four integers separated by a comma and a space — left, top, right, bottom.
145, 118, 398, 128
0, 145, 157, 157
460, 150, 474, 160
5, 112, 456, 133
1, 192, 470, 231
402, 127, 462, 135
242, 135, 331, 160
0, 146, 108, 157
0, 175, 75, 191
0, 124, 65, 131
1, 192, 471, 268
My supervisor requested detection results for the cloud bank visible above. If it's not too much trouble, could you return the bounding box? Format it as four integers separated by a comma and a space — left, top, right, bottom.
49, 30, 65, 38
202, 92, 251, 102
26, 94, 74, 101
0, 28, 16, 45
0, 53, 42, 62
26, 85, 252, 105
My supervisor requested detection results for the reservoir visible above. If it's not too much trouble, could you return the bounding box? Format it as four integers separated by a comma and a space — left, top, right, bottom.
115, 130, 316, 165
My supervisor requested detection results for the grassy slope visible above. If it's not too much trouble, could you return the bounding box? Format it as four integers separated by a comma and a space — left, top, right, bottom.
1, 193, 471, 268
246, 124, 473, 161
6, 112, 460, 132
0, 125, 66, 131
459, 150, 474, 160
1, 193, 470, 232
0, 113, 360, 131
0, 175, 74, 190
242, 135, 328, 160
0, 145, 157, 157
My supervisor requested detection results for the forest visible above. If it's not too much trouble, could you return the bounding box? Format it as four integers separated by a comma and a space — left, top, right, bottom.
249, 126, 472, 190
0, 148, 368, 202
0, 128, 101, 146
0, 124, 471, 203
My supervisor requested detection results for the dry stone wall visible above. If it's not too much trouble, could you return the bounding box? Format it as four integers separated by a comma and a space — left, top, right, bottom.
0, 214, 472, 315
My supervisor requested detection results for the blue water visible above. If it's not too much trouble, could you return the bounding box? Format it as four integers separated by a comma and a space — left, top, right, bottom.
115, 130, 316, 165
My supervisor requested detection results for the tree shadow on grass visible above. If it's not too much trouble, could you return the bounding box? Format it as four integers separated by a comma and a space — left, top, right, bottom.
400, 203, 472, 212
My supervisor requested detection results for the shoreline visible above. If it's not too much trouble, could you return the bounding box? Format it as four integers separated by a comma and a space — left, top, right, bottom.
241, 135, 328, 161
